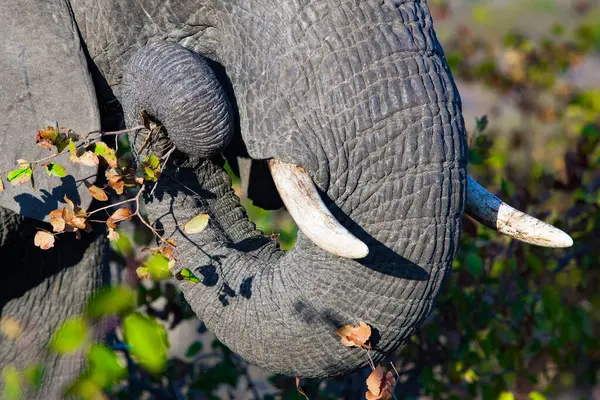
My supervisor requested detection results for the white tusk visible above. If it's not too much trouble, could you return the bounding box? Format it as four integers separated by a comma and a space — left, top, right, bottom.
466, 176, 573, 248
268, 159, 369, 259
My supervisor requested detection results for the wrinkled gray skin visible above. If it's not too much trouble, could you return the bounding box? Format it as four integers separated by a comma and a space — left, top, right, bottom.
1, 0, 468, 395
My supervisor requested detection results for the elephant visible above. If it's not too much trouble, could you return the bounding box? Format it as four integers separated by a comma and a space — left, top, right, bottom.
0, 0, 572, 396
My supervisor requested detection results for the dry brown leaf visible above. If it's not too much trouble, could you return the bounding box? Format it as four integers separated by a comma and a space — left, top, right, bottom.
88, 185, 108, 201
112, 180, 125, 195
107, 228, 120, 242
0, 178, 4, 193
72, 150, 99, 167
336, 321, 372, 349
366, 366, 396, 400
49, 209, 66, 232
106, 208, 132, 229
34, 231, 55, 250
105, 168, 121, 184
183, 213, 210, 234
0, 317, 23, 339
64, 195, 75, 210
50, 196, 91, 234
71, 216, 88, 230
105, 168, 125, 194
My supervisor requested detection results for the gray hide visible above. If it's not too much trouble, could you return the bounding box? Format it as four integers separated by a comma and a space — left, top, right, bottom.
0, 0, 468, 391
0, 1, 106, 398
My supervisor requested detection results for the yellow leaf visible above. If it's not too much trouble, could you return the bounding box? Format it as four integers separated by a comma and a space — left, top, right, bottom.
34, 231, 55, 250
183, 213, 210, 234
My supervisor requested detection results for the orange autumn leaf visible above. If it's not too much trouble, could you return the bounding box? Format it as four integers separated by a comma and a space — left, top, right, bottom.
88, 185, 108, 201
34, 231, 55, 250
336, 321, 372, 349
366, 366, 396, 400
47, 196, 90, 235
49, 209, 66, 232
106, 168, 125, 194
106, 208, 132, 229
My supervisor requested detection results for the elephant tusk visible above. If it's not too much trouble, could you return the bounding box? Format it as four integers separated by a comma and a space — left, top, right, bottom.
466, 176, 573, 248
268, 159, 369, 259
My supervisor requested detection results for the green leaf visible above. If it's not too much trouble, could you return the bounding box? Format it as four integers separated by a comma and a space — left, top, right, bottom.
23, 364, 44, 389
2, 366, 22, 400
110, 231, 133, 257
64, 377, 104, 400
87, 344, 126, 388
85, 285, 136, 319
144, 154, 160, 169
177, 268, 201, 284
143, 253, 172, 280
50, 317, 88, 354
7, 167, 32, 185
141, 154, 161, 182
44, 162, 67, 178
185, 341, 203, 357
529, 391, 547, 400
68, 139, 77, 156
498, 392, 515, 400
123, 313, 169, 373
93, 142, 117, 167
465, 253, 483, 278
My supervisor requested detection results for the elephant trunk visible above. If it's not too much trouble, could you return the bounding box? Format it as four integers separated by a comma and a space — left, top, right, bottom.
121, 0, 467, 378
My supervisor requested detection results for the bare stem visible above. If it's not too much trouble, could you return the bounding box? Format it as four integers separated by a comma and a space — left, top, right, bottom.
84, 125, 146, 141
87, 195, 138, 217
365, 349, 376, 371
131, 185, 169, 244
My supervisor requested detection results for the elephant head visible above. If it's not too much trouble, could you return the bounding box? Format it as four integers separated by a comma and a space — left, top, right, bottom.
1, 0, 572, 389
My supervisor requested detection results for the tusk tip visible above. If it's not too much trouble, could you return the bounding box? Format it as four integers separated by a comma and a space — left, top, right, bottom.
345, 242, 369, 259
549, 231, 574, 248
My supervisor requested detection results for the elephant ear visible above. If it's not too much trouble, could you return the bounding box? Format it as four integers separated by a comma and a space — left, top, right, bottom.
0, 1, 99, 220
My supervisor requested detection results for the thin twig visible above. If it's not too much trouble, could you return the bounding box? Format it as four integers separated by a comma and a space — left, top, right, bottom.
83, 125, 145, 141
365, 349, 376, 370
86, 195, 138, 217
